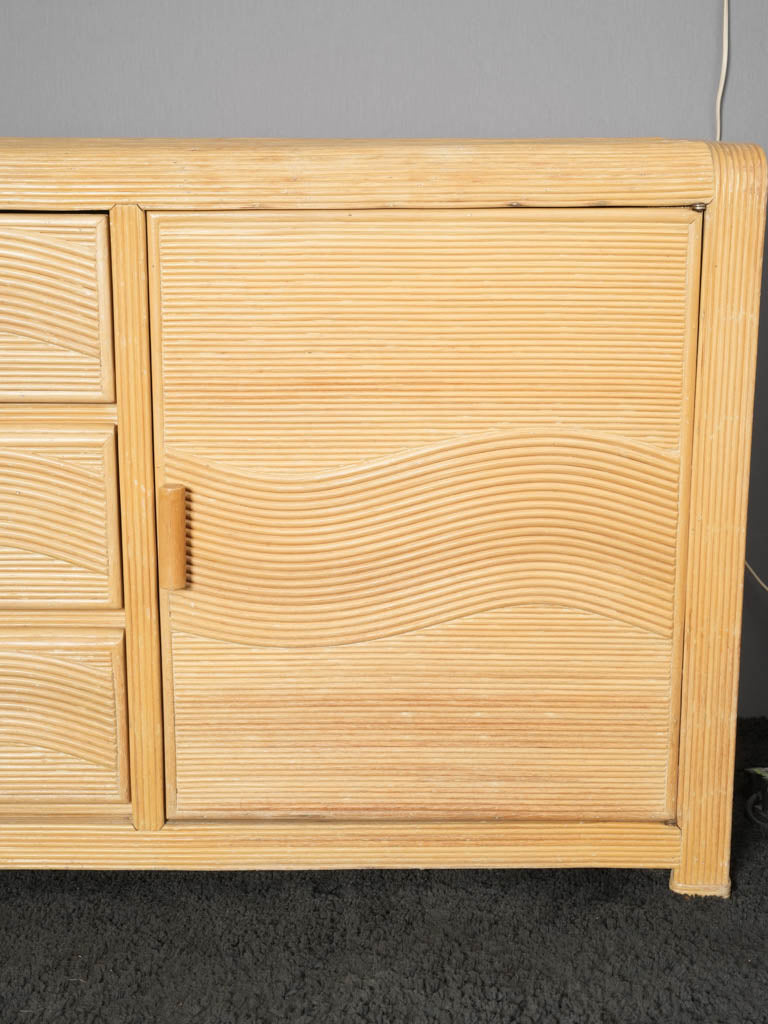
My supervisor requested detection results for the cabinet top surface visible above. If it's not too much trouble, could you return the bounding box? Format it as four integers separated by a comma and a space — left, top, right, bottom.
0, 138, 763, 211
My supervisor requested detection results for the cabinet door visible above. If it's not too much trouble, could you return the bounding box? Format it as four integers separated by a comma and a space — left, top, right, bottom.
148, 209, 701, 821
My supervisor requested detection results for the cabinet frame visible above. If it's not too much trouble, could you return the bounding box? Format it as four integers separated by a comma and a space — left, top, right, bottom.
0, 140, 763, 897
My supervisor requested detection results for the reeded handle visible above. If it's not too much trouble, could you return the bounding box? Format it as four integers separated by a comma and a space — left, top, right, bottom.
157, 484, 187, 590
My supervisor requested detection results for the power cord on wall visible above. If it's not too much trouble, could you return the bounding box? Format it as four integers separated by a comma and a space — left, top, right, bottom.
746, 562, 768, 594
715, 0, 728, 142
716, 0, 768, 596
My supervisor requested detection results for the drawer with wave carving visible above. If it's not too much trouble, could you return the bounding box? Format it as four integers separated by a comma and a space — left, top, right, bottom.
0, 426, 122, 608
0, 630, 129, 808
0, 215, 114, 402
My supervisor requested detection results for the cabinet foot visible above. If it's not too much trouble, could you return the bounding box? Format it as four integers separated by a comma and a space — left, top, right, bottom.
669, 872, 731, 898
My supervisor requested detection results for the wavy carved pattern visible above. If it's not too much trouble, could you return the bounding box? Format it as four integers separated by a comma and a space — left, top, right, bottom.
0, 215, 113, 400
168, 431, 680, 647
0, 632, 128, 802
0, 431, 122, 607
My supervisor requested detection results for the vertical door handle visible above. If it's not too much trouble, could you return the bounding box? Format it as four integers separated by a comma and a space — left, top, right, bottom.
157, 484, 187, 590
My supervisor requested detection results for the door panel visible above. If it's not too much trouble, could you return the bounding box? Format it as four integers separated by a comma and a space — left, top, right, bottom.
148, 209, 701, 820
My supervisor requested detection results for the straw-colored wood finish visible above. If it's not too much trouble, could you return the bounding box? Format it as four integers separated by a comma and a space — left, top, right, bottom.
0, 821, 681, 870
0, 140, 763, 892
0, 215, 114, 401
157, 485, 188, 591
110, 205, 165, 830
149, 208, 701, 821
0, 139, 714, 209
0, 630, 129, 808
670, 144, 768, 897
0, 425, 121, 608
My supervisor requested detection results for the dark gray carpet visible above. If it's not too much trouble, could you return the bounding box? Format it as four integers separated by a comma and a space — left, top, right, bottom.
1, 719, 767, 1024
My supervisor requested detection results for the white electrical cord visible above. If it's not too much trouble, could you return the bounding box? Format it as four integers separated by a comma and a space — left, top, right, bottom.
747, 561, 768, 594
715, 0, 729, 141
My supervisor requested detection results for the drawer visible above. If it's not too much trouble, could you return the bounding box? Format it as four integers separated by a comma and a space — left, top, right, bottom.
0, 426, 122, 607
0, 630, 129, 807
0, 214, 114, 401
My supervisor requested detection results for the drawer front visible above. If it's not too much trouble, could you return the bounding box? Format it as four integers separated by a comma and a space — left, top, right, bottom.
0, 427, 122, 607
0, 630, 129, 806
0, 214, 114, 401
149, 208, 701, 820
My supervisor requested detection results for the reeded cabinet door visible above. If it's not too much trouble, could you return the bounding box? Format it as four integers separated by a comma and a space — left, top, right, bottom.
148, 209, 702, 821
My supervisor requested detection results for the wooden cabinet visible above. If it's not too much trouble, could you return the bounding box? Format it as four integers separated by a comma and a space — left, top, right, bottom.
0, 140, 765, 896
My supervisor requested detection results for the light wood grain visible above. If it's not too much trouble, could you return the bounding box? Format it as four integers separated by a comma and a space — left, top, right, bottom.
0, 820, 681, 870
149, 209, 701, 466
0, 139, 714, 210
671, 143, 768, 897
0, 630, 129, 807
0, 611, 125, 628
149, 207, 702, 821
0, 138, 763, 889
0, 405, 117, 427
169, 610, 676, 820
0, 427, 121, 607
167, 434, 681, 645
110, 205, 165, 830
157, 485, 187, 591
0, 214, 114, 400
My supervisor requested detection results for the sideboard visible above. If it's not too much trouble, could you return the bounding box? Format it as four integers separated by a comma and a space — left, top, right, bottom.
0, 139, 765, 896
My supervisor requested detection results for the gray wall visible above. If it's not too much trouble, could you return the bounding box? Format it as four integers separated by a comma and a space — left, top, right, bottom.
1, 0, 766, 712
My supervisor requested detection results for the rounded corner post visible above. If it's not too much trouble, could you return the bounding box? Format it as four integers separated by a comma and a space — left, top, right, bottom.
673, 143, 768, 897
